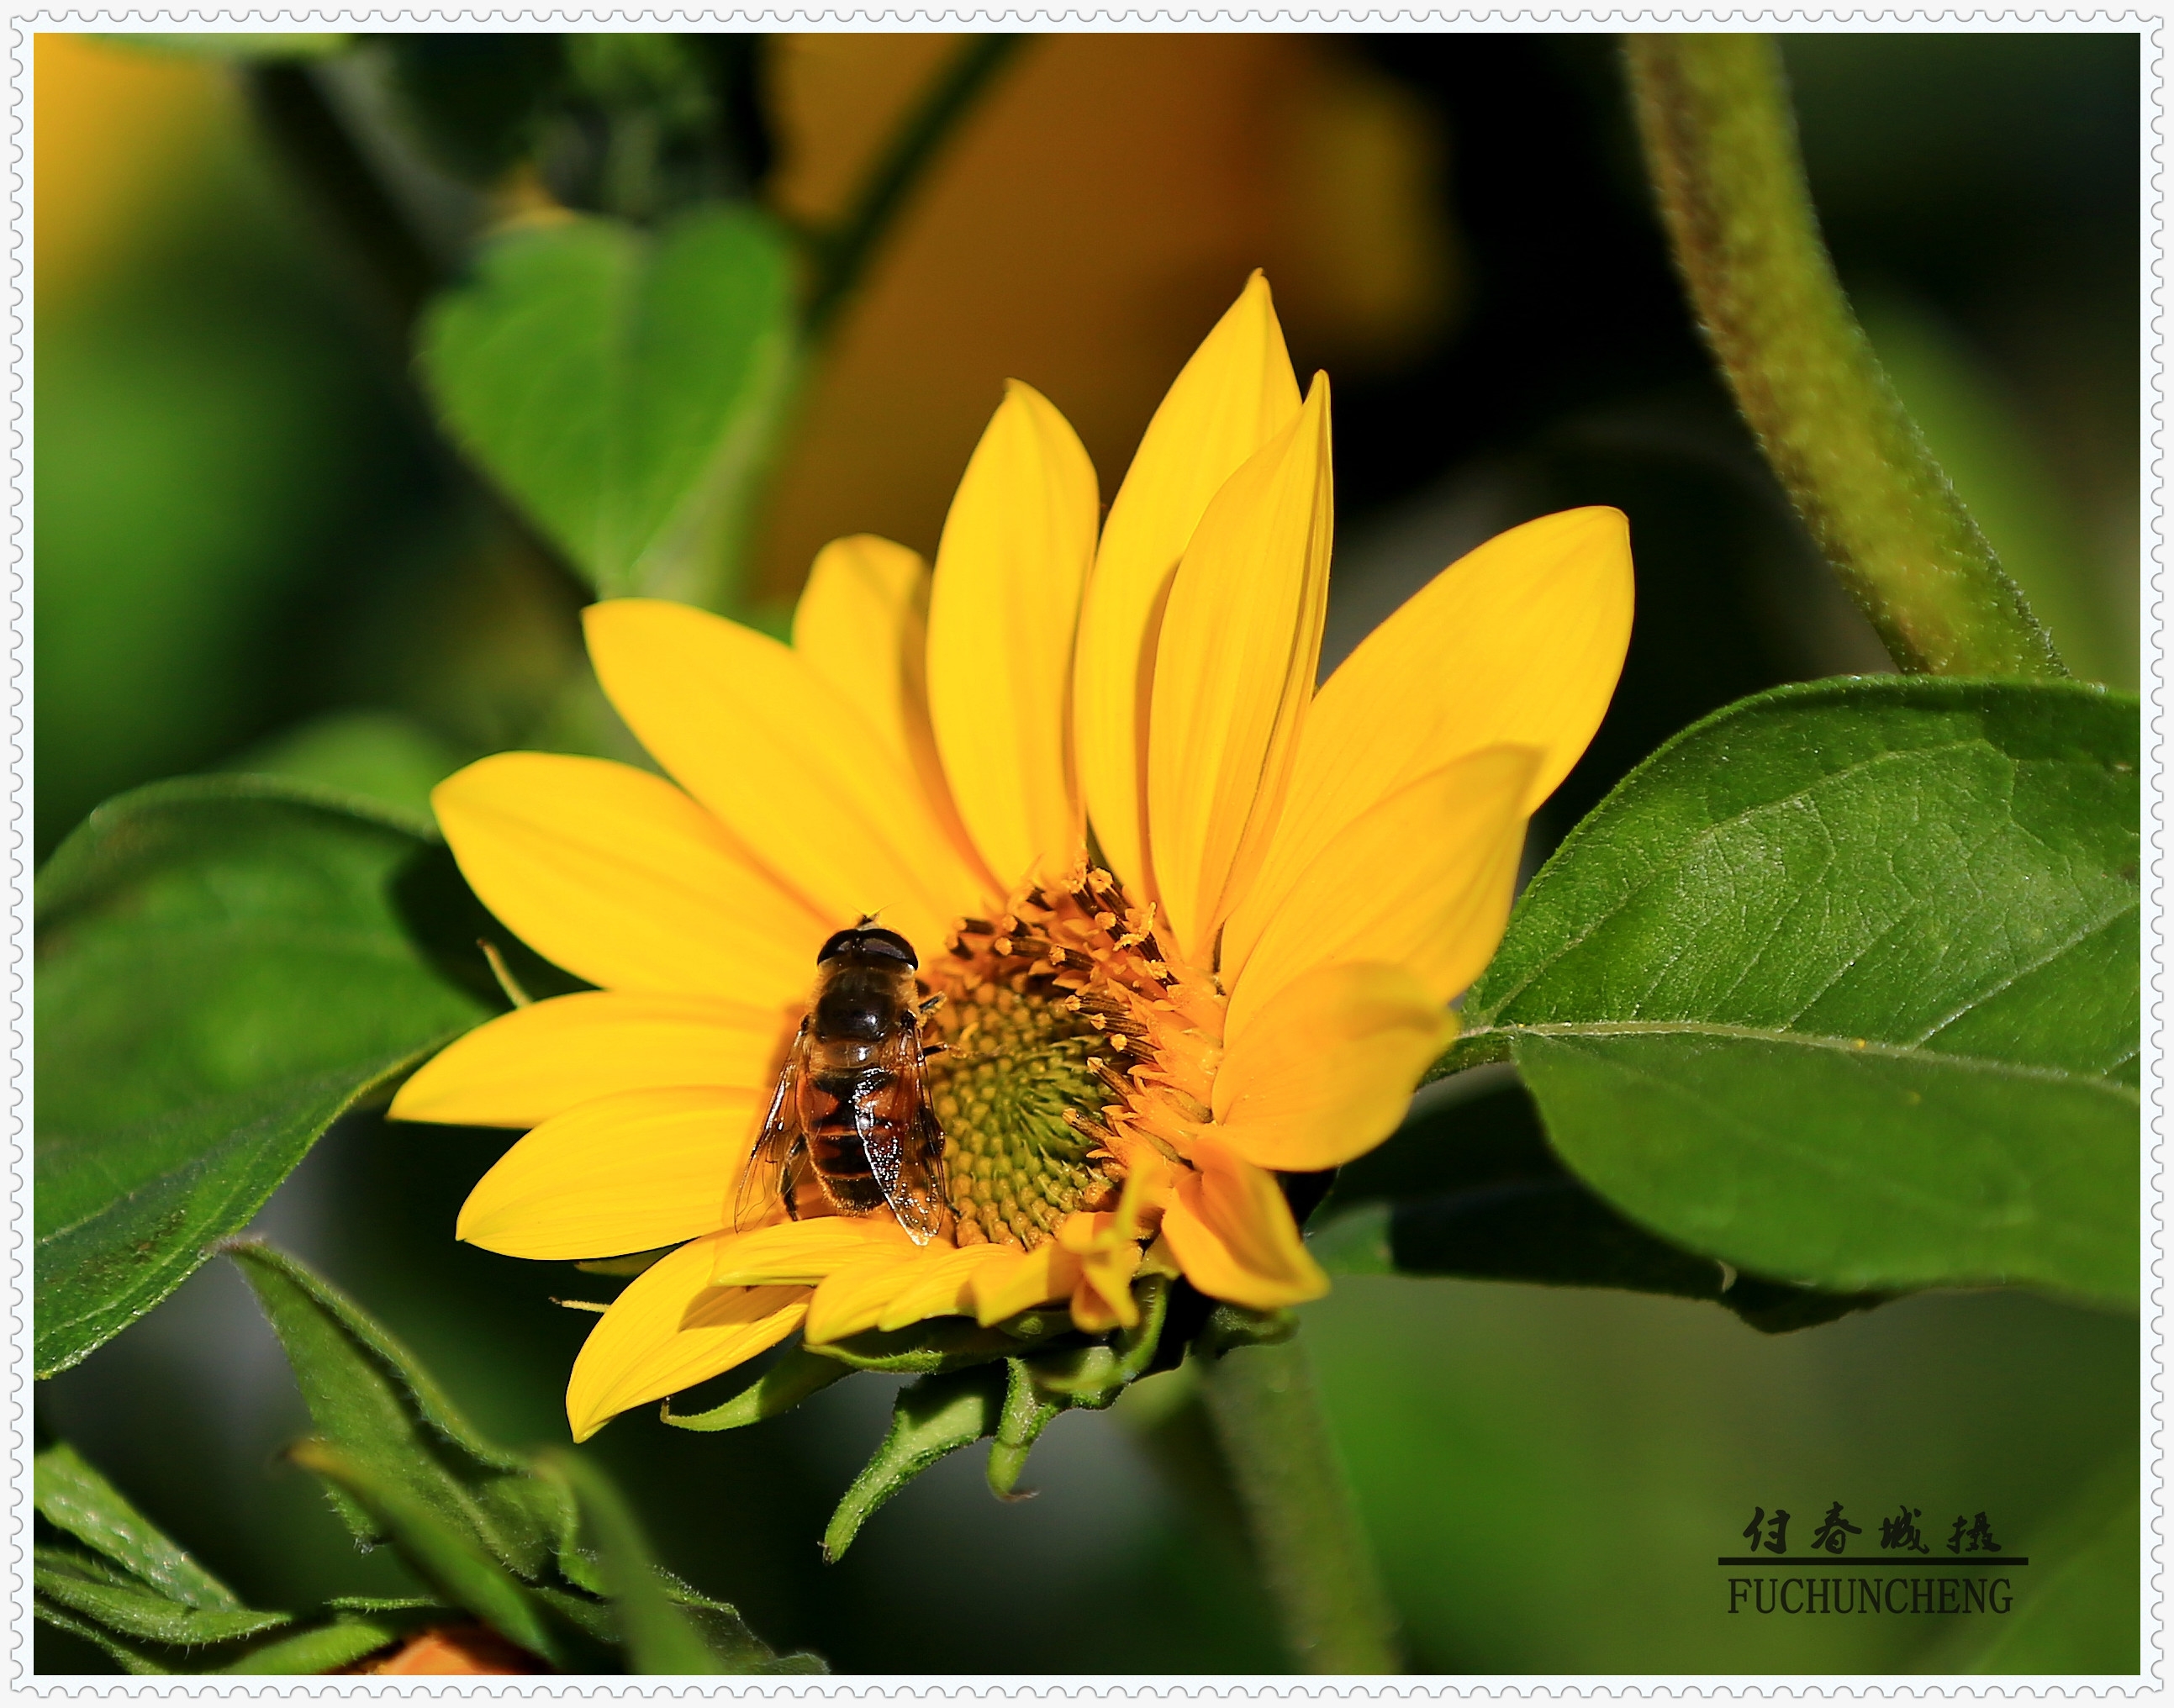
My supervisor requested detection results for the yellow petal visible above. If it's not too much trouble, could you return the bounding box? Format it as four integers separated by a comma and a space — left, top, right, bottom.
1146, 374, 1332, 967
709, 1215, 917, 1286
390, 991, 786, 1130
1054, 1210, 1117, 1257
1222, 507, 1633, 979
794, 535, 996, 896
1075, 274, 1302, 899
456, 1087, 757, 1261
875, 1245, 1012, 1333
1160, 1136, 1327, 1310
968, 1241, 1079, 1325
435, 752, 825, 1006
792, 534, 927, 767
584, 598, 981, 953
565, 1235, 807, 1441
1105, 1146, 1176, 1243
1212, 963, 1455, 1171
1225, 745, 1538, 1042
802, 1243, 999, 1342
1069, 1279, 1123, 1336
1070, 1239, 1143, 1333
926, 381, 1099, 888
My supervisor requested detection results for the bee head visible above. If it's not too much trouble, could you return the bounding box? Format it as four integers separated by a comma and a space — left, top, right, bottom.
815, 925, 920, 971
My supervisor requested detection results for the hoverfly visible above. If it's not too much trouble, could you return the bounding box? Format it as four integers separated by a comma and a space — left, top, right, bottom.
734, 922, 949, 1244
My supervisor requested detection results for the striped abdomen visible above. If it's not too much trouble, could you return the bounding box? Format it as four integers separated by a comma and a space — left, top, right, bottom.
799, 1066, 914, 1215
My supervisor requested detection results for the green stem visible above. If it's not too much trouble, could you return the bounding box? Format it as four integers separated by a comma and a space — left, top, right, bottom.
243, 60, 595, 619
243, 62, 441, 336
1196, 1336, 1403, 1674
804, 34, 1024, 339
1623, 34, 2065, 679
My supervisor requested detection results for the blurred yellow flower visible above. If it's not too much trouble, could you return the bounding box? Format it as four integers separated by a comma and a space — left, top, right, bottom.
390, 274, 1633, 1442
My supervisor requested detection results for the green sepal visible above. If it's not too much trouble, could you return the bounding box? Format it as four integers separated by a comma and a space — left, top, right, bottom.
288, 1439, 564, 1669
1021, 1273, 1173, 1405
808, 1313, 1068, 1373
984, 1361, 1063, 1501
34, 1442, 243, 1610
993, 1309, 1068, 1340
822, 1365, 1008, 1563
983, 1275, 1178, 1496
1195, 1304, 1297, 1355
661, 1345, 851, 1432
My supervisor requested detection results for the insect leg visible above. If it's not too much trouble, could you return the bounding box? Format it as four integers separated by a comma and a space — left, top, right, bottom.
778, 1133, 806, 1221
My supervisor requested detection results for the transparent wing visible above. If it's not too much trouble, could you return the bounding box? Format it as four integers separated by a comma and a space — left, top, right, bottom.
863, 1020, 948, 1245
734, 1025, 809, 1233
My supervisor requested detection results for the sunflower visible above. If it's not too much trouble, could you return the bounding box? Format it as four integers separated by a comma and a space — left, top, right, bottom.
389, 273, 1633, 1443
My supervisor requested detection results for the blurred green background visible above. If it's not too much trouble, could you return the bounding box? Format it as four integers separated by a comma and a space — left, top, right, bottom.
36, 31, 2140, 1673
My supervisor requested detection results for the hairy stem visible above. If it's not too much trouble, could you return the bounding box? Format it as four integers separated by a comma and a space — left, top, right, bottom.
1623, 34, 2064, 678
1197, 1336, 1403, 1674
805, 34, 1024, 338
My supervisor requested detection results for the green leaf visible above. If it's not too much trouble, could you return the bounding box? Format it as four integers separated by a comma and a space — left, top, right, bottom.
321, 1595, 448, 1613
233, 1244, 809, 1672
823, 1365, 1008, 1562
210, 1614, 419, 1676
34, 1443, 242, 1610
34, 1598, 168, 1675
225, 1242, 572, 1582
419, 206, 797, 609
35, 778, 493, 1376
33, 1550, 288, 1647
289, 1441, 562, 1668
661, 1344, 851, 1433
224, 710, 467, 827
536, 1452, 773, 1674
1955, 1473, 2137, 1673
1314, 1075, 1882, 1332
1456, 677, 2138, 1306
389, 839, 595, 1011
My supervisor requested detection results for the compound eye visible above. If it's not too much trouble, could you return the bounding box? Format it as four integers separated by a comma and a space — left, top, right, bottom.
814, 926, 920, 970
856, 927, 919, 969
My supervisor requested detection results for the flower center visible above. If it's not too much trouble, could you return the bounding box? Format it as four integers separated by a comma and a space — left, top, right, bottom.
926, 867, 1225, 1249
926, 982, 1110, 1246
